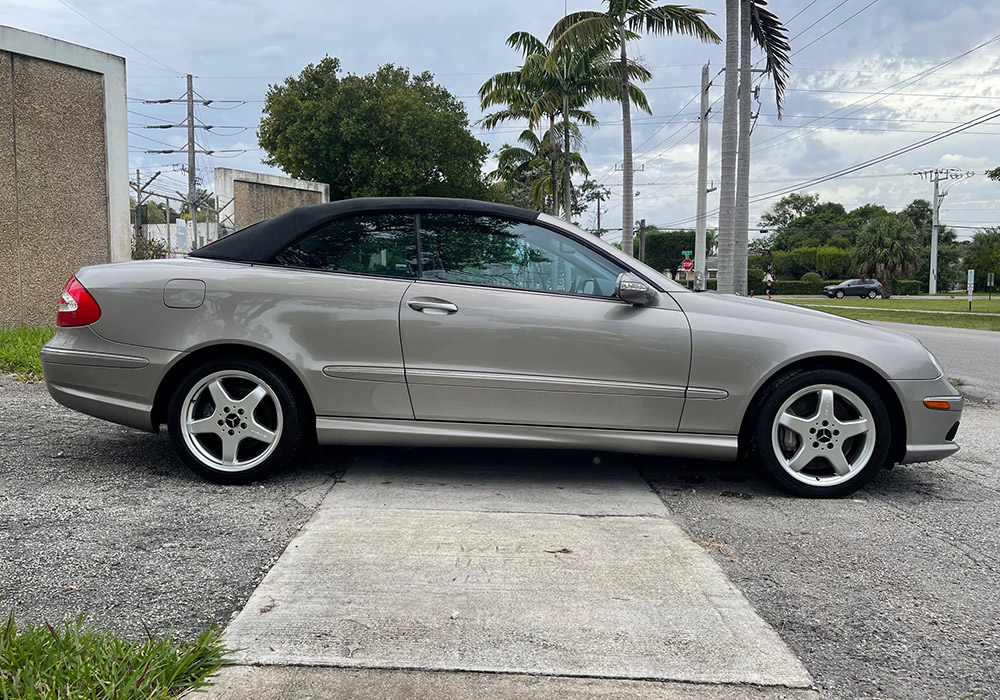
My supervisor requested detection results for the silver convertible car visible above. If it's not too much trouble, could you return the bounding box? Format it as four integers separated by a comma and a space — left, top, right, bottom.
42, 198, 962, 497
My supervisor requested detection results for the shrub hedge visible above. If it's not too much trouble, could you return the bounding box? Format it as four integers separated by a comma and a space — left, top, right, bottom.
684, 279, 922, 295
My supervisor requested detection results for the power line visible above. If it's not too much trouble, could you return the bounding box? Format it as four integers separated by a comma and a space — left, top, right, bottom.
791, 0, 883, 57
657, 107, 1000, 229
54, 0, 181, 75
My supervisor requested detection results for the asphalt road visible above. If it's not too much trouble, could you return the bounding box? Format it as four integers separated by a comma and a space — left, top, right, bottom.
872, 321, 1000, 400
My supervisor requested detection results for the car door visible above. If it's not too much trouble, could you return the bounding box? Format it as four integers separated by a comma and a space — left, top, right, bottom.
265, 212, 417, 420
398, 212, 692, 432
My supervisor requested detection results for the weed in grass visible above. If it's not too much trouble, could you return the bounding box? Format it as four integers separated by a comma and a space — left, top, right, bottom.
0, 611, 231, 700
0, 327, 54, 380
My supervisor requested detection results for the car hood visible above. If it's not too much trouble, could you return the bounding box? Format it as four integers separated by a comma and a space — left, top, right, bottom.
669, 291, 940, 380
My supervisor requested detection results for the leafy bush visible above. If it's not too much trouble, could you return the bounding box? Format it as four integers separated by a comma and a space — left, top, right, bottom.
815, 246, 851, 279
894, 279, 923, 296
800, 271, 823, 283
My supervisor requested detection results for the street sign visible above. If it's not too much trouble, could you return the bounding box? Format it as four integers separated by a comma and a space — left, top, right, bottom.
682, 258, 694, 271
681, 250, 693, 257
968, 269, 975, 310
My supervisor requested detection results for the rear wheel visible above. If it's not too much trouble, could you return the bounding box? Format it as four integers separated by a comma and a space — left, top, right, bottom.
867, 290, 878, 299
168, 358, 308, 484
754, 370, 891, 498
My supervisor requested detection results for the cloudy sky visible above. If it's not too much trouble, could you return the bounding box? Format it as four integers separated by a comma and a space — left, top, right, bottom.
6, 0, 1000, 242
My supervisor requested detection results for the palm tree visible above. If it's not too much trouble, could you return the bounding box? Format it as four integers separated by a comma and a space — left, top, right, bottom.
480, 32, 603, 217
488, 129, 590, 212
549, 1, 720, 257
481, 31, 639, 220
719, 0, 790, 294
853, 216, 920, 298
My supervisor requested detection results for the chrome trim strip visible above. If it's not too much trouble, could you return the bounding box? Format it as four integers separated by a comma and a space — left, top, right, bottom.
40, 347, 149, 369
405, 368, 687, 398
686, 387, 730, 400
322, 365, 407, 383
316, 416, 739, 461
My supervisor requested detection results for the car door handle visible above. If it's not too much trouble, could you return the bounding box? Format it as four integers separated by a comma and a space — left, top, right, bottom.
407, 297, 459, 315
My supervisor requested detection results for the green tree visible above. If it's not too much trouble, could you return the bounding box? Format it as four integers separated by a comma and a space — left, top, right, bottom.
758, 192, 819, 231
852, 216, 920, 298
987, 166, 1000, 181
259, 58, 490, 200
549, 1, 720, 258
963, 228, 1000, 282
639, 227, 712, 275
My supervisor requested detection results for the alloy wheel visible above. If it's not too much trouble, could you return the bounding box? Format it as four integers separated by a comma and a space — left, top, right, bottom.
770, 383, 876, 487
179, 370, 284, 472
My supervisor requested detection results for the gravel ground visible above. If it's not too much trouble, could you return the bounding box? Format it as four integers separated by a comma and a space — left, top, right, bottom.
0, 374, 349, 641
639, 394, 1000, 700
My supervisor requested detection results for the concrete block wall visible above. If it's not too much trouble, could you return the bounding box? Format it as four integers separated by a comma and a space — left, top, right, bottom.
0, 27, 127, 328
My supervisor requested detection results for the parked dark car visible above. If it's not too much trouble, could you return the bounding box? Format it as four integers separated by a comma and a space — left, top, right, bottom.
823, 279, 882, 299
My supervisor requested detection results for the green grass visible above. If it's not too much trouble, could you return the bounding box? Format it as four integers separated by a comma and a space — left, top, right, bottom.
0, 613, 230, 700
0, 327, 54, 380
784, 304, 1000, 331
785, 296, 1000, 313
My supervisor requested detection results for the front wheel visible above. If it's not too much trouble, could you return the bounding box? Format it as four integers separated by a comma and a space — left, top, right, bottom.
168, 358, 309, 484
754, 370, 891, 498
835, 290, 845, 299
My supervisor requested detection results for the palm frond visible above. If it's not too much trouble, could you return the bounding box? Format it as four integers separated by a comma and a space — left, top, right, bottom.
626, 5, 721, 43
506, 31, 548, 59
749, 0, 791, 118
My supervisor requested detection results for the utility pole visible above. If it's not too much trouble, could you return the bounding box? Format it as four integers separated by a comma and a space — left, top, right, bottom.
140, 75, 231, 249
130, 169, 160, 258
911, 168, 975, 294
930, 174, 940, 295
187, 74, 198, 248
695, 62, 712, 291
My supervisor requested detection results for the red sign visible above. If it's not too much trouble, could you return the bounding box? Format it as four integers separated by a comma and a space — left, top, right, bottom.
682, 258, 694, 271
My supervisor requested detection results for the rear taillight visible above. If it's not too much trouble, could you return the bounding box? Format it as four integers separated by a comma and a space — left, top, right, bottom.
57, 276, 101, 327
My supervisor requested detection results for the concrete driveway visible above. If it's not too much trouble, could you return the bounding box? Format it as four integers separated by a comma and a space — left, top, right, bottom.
204, 450, 815, 699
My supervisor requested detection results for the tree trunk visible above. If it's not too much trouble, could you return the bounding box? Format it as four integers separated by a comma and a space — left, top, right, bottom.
549, 114, 559, 216
563, 92, 572, 222
734, 0, 752, 296
717, 0, 740, 294
619, 25, 634, 258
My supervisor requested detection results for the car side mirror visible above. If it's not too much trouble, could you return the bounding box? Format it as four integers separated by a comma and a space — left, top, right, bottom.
615, 273, 657, 306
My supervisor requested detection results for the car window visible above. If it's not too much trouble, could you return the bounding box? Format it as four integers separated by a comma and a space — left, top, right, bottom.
417, 213, 625, 297
272, 214, 417, 278
845, 279, 860, 286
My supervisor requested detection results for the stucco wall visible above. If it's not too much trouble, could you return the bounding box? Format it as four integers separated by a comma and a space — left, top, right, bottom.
215, 168, 330, 235
233, 181, 326, 230
0, 27, 126, 328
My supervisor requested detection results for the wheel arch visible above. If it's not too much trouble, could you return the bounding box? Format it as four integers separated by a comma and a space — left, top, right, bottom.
738, 355, 906, 465
152, 343, 315, 431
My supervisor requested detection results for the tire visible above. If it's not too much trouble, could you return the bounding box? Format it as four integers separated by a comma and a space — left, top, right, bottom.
867, 290, 878, 299
753, 369, 891, 498
167, 357, 309, 484
835, 290, 845, 299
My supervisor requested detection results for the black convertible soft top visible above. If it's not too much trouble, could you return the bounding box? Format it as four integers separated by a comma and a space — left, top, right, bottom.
189, 197, 542, 263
